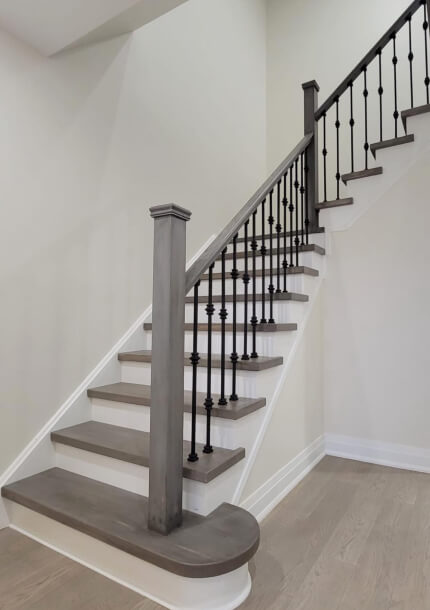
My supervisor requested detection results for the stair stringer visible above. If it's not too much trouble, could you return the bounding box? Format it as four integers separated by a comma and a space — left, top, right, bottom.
320, 112, 430, 232
231, 271, 326, 510
0, 234, 217, 529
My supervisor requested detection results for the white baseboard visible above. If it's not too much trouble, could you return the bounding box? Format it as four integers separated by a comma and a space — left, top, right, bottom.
240, 435, 325, 522
325, 433, 430, 474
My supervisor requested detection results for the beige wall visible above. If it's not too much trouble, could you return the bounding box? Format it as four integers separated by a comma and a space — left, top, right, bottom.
324, 149, 430, 449
0, 0, 267, 475
241, 287, 324, 500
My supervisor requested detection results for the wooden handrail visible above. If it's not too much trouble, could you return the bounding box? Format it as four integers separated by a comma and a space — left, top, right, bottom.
185, 133, 313, 293
315, 0, 423, 121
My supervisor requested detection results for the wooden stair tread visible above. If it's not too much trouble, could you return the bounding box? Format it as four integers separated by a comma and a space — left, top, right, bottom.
316, 197, 353, 210
342, 167, 383, 184
370, 134, 414, 157
221, 243, 325, 261
52, 421, 244, 484
144, 322, 298, 333
185, 292, 308, 304
119, 350, 283, 371
1, 468, 259, 578
200, 266, 319, 281
401, 103, 430, 129
235, 227, 325, 243
88, 382, 266, 420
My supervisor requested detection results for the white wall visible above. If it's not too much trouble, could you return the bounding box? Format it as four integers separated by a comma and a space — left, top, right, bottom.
0, 0, 267, 476
324, 147, 430, 451
266, 0, 421, 177
241, 286, 324, 501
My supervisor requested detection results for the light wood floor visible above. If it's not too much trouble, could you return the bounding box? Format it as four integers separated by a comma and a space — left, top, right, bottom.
1, 456, 429, 609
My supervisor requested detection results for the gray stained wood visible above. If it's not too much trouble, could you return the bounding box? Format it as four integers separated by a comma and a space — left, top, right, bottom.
88, 381, 266, 420
3, 458, 430, 609
316, 197, 354, 210
235, 229, 324, 244
144, 321, 298, 332
401, 103, 430, 129
51, 421, 245, 483
221, 243, 325, 262
370, 134, 414, 158
185, 292, 309, 303
341, 166, 383, 184
200, 265, 319, 281
1, 468, 259, 579
118, 350, 283, 371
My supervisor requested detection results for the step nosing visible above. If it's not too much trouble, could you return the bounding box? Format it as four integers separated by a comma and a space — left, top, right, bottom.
118, 351, 283, 370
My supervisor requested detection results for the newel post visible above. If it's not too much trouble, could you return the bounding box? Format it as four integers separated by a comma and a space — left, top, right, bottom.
148, 203, 191, 535
302, 80, 320, 230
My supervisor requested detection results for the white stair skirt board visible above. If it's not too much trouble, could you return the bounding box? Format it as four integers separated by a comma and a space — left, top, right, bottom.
0, 235, 217, 529
92, 397, 265, 452
5, 501, 251, 610
241, 436, 325, 522
54, 443, 244, 516
320, 113, 430, 232
325, 434, 430, 474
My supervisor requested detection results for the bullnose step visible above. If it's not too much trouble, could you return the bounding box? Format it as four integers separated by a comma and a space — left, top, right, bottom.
51, 421, 245, 484
88, 382, 266, 420
119, 350, 283, 371
1, 468, 259, 578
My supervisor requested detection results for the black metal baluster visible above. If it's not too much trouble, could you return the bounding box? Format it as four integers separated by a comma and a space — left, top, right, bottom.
203, 266, 214, 454
260, 200, 267, 324
242, 221, 250, 361
276, 181, 282, 293
335, 97, 341, 198
289, 168, 294, 267
300, 153, 305, 245
218, 249, 228, 405
268, 190, 275, 323
230, 236, 239, 401
424, 1, 430, 104
294, 158, 300, 267
363, 66, 369, 169
188, 281, 200, 462
322, 113, 328, 202
251, 211, 258, 359
305, 149, 310, 245
349, 82, 355, 172
377, 49, 384, 141
392, 34, 399, 138
283, 172, 288, 290
408, 14, 415, 108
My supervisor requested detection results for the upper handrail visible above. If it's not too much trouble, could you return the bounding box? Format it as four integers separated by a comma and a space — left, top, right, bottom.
315, 0, 423, 121
185, 133, 313, 293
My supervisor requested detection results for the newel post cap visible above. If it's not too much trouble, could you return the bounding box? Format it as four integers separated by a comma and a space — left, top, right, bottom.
150, 203, 192, 222
302, 80, 320, 92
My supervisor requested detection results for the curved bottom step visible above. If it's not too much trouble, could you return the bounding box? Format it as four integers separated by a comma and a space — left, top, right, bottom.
2, 469, 259, 580
5, 500, 252, 610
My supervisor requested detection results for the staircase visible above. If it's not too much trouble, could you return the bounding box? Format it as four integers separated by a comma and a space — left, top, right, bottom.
2, 1, 430, 608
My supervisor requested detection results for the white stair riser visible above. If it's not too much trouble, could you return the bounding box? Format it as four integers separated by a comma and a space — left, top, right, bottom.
120, 361, 281, 402
192, 274, 315, 297
91, 398, 265, 452
143, 328, 297, 355
184, 299, 305, 323
54, 443, 243, 517
5, 501, 251, 610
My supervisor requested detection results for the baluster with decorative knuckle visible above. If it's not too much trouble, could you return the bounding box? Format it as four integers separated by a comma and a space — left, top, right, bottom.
260, 200, 267, 324
242, 221, 250, 361
408, 14, 415, 108
294, 158, 300, 267
251, 211, 258, 359
423, 1, 430, 104
218, 249, 228, 405
230, 235, 239, 401
203, 265, 215, 454
268, 190, 275, 323
363, 66, 369, 169
283, 172, 289, 291
276, 180, 282, 294
188, 281, 200, 463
